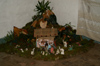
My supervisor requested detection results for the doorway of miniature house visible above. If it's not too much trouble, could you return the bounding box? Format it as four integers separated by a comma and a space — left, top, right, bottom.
36, 37, 55, 48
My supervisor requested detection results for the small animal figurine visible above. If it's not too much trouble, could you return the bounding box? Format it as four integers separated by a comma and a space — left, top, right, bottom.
25, 48, 28, 51
32, 48, 35, 51
68, 45, 73, 51
15, 45, 20, 48
20, 49, 24, 53
31, 51, 34, 55
60, 48, 64, 55
42, 51, 45, 55
63, 40, 67, 47
55, 49, 60, 55
52, 26, 53, 29
59, 46, 61, 49
31, 48, 35, 55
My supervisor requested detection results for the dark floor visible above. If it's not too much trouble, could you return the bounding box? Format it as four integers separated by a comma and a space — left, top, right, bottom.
0, 44, 100, 66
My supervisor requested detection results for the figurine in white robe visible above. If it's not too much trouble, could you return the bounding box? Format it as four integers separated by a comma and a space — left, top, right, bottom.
20, 49, 24, 53
31, 48, 35, 55
36, 39, 40, 48
63, 40, 67, 47
60, 48, 64, 55
25, 48, 28, 51
55, 49, 60, 55
42, 51, 45, 55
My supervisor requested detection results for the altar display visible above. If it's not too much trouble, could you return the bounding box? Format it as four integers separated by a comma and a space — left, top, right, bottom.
0, 0, 95, 61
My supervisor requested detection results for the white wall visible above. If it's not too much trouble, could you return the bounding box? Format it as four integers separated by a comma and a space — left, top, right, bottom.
0, 0, 78, 38
50, 0, 78, 27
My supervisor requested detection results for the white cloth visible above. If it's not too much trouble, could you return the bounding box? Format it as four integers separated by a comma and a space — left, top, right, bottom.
77, 0, 100, 42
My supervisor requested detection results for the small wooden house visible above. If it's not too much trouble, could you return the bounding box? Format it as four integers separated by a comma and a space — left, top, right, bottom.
34, 28, 58, 48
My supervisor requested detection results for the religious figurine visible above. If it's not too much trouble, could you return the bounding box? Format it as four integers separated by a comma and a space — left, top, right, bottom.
59, 46, 61, 49
60, 48, 64, 55
45, 41, 48, 52
48, 48, 51, 54
48, 44, 51, 50
50, 46, 54, 54
52, 26, 53, 29
68, 45, 73, 51
25, 48, 28, 51
15, 45, 20, 48
36, 39, 40, 48
41, 51, 43, 54
31, 48, 35, 55
31, 51, 34, 55
32, 48, 35, 51
42, 51, 45, 55
63, 40, 67, 47
55, 49, 60, 55
20, 49, 24, 53
40, 39, 45, 47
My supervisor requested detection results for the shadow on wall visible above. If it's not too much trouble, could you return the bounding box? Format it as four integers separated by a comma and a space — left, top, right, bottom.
82, 36, 100, 44
0, 37, 6, 44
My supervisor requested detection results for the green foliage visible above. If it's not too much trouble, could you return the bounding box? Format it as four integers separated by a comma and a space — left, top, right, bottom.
34, 0, 53, 15
64, 22, 75, 28
22, 21, 34, 36
55, 37, 63, 46
4, 30, 14, 43
32, 0, 53, 21
0, 43, 15, 54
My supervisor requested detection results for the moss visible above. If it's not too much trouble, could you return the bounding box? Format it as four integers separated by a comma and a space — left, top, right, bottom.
0, 39, 94, 61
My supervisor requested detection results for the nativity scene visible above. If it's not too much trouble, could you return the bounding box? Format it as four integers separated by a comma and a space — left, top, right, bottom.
0, 0, 95, 60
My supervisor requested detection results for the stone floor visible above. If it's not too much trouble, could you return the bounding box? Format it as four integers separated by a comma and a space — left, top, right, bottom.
0, 44, 100, 66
